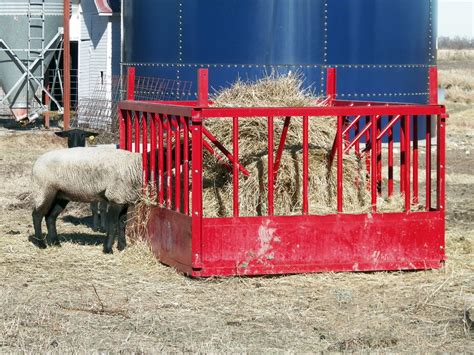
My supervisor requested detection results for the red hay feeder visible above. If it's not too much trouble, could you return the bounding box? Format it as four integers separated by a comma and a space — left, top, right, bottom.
118, 67, 447, 277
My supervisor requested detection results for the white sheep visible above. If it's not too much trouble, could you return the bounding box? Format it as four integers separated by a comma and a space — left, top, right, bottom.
31, 147, 143, 253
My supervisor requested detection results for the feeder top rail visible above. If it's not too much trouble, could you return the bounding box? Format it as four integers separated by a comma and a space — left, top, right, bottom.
119, 99, 447, 119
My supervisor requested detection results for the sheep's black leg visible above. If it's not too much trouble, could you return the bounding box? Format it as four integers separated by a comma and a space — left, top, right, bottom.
99, 202, 107, 232
91, 202, 100, 231
117, 205, 128, 251
45, 198, 69, 246
31, 209, 47, 249
103, 204, 120, 254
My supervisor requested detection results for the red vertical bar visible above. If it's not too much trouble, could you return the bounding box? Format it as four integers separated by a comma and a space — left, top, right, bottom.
376, 116, 382, 195
191, 112, 203, 268
267, 116, 274, 216
273, 116, 291, 176
371, 115, 377, 212
127, 67, 135, 100
337, 116, 343, 212
413, 115, 419, 204
355, 119, 360, 155
303, 115, 309, 214
326, 68, 336, 105
400, 116, 406, 194
388, 117, 394, 197
142, 112, 148, 186
166, 115, 172, 209
158, 114, 164, 205
426, 115, 432, 211
233, 116, 239, 217
365, 116, 371, 177
429, 67, 438, 105
134, 111, 140, 153
126, 110, 132, 152
197, 69, 209, 107
181, 116, 189, 215
150, 113, 157, 190
174, 117, 181, 212
405, 115, 411, 212
119, 109, 126, 149
437, 115, 446, 211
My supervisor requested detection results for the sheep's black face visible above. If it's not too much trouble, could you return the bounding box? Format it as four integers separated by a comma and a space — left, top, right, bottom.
55, 129, 99, 148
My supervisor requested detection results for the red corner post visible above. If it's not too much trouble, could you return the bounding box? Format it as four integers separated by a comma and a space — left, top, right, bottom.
429, 67, 438, 105
197, 69, 209, 107
327, 67, 338, 168
326, 67, 337, 105
119, 67, 136, 149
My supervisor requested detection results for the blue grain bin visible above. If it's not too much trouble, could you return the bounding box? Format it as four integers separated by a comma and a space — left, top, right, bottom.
122, 0, 436, 104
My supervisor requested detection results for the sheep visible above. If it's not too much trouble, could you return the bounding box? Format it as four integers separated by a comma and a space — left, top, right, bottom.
55, 129, 108, 232
31, 147, 143, 253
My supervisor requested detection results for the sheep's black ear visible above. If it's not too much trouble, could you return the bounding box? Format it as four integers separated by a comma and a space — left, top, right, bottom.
54, 131, 68, 138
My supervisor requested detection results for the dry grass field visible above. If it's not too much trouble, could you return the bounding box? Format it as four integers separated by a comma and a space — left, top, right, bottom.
0, 50, 473, 352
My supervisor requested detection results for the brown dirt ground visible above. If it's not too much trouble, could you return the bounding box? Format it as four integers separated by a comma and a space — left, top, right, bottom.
1, 55, 473, 352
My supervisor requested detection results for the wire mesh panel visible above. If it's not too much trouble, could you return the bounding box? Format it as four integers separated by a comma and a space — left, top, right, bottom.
71, 74, 192, 142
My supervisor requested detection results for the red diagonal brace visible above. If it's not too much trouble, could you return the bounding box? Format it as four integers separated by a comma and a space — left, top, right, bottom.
273, 116, 291, 178
202, 127, 250, 177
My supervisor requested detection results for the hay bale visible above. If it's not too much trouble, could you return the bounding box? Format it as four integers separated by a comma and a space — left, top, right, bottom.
204, 148, 370, 217
207, 73, 335, 165
198, 72, 376, 217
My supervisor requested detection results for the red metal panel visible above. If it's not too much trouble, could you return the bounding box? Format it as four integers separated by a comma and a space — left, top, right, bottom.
191, 212, 443, 276
146, 208, 193, 274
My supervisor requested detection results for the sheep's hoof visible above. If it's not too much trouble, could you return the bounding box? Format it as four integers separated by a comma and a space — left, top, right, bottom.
117, 243, 126, 252
51, 240, 61, 247
103, 247, 113, 254
29, 235, 47, 249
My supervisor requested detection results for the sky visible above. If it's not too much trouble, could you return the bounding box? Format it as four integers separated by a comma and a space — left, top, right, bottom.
439, 0, 474, 38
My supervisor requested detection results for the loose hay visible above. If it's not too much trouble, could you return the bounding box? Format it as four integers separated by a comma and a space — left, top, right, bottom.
201, 73, 374, 217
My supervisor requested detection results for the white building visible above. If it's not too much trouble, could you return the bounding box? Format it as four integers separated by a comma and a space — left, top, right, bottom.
71, 0, 120, 99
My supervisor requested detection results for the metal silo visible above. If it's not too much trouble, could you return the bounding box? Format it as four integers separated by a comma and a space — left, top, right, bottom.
122, 0, 436, 103
0, 0, 63, 121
